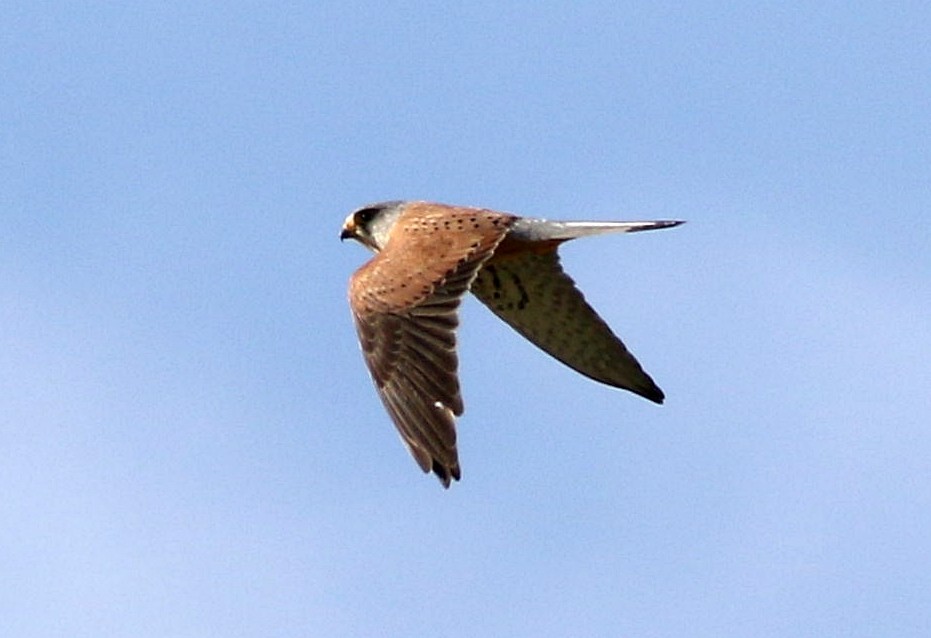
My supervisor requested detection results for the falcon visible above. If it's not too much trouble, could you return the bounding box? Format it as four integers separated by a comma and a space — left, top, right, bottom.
341, 200, 683, 487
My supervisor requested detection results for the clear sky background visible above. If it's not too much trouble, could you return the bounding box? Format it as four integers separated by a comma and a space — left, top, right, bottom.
2, 3, 930, 637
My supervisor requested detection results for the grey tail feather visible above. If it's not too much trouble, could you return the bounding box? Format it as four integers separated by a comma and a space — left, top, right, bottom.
510, 218, 685, 242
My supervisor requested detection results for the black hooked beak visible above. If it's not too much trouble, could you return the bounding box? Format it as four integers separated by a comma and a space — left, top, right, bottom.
340, 215, 358, 241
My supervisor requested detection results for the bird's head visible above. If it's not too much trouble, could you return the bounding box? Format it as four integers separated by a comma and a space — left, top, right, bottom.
340, 201, 406, 252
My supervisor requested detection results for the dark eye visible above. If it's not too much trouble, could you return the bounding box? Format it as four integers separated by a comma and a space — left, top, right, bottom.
355, 207, 379, 224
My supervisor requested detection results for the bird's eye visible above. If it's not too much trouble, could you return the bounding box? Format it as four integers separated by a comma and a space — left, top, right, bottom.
355, 207, 379, 225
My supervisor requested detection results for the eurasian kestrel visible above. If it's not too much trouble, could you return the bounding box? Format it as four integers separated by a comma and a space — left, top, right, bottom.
341, 200, 683, 487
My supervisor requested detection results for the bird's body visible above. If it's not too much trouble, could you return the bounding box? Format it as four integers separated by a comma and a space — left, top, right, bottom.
341, 200, 683, 487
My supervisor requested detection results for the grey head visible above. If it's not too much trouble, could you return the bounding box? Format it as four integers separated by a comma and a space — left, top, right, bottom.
339, 200, 406, 252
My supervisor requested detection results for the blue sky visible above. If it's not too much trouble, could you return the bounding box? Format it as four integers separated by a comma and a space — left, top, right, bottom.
2, 2, 930, 636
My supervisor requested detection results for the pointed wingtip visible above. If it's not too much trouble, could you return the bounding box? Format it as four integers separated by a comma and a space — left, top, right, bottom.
641, 385, 665, 404
432, 459, 460, 488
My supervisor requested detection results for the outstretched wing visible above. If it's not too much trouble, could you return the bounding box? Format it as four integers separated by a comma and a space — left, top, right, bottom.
352, 265, 473, 486
348, 205, 513, 486
470, 248, 665, 403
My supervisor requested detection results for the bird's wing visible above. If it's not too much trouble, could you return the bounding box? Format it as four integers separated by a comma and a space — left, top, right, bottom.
470, 248, 665, 403
348, 206, 512, 486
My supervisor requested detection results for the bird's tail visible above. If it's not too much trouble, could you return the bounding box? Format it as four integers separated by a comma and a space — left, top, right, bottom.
510, 218, 684, 242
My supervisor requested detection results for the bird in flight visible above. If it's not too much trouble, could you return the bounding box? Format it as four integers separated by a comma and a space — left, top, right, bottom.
341, 200, 683, 487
